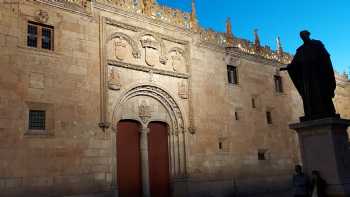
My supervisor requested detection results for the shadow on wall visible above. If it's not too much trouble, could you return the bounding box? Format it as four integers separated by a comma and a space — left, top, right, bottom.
174, 175, 293, 197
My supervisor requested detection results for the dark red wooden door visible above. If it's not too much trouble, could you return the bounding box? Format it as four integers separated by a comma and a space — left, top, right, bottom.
148, 122, 170, 197
117, 121, 141, 197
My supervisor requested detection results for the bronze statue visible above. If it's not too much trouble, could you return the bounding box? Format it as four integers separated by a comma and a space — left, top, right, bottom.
281, 31, 337, 121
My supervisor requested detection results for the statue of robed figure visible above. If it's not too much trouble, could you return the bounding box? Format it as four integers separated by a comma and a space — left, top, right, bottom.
281, 31, 338, 121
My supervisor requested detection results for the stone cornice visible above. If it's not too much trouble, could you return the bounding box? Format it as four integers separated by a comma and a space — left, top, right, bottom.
31, 0, 92, 16
93, 1, 193, 37
107, 59, 190, 79
226, 47, 283, 66
105, 17, 190, 46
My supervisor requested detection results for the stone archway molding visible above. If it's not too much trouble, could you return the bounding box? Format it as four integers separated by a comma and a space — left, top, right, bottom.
111, 83, 187, 135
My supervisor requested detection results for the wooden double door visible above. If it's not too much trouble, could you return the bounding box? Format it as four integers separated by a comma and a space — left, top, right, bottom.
117, 121, 170, 197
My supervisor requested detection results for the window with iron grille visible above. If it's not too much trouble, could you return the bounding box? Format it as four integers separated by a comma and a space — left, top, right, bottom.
258, 149, 267, 161
274, 75, 283, 93
27, 21, 54, 50
29, 110, 46, 130
227, 65, 238, 84
27, 23, 38, 48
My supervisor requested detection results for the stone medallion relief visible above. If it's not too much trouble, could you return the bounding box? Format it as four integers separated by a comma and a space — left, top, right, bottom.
108, 67, 121, 90
167, 47, 186, 73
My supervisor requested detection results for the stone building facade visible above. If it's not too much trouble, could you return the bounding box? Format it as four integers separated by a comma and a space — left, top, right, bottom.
0, 0, 349, 197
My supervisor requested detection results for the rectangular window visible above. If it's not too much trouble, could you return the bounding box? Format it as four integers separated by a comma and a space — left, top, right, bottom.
27, 21, 54, 50
252, 98, 256, 108
234, 111, 239, 120
266, 111, 272, 124
258, 149, 267, 161
42, 27, 53, 50
29, 110, 46, 130
274, 75, 283, 93
27, 23, 38, 48
227, 65, 238, 85
219, 142, 223, 150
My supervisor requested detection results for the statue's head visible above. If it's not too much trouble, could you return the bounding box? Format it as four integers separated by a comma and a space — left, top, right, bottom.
300, 30, 311, 43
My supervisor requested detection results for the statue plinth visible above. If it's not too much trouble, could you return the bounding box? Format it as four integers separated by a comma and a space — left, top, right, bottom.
290, 117, 350, 197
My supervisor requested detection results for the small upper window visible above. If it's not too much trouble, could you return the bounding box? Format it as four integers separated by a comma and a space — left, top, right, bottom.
274, 75, 283, 93
219, 142, 223, 150
252, 98, 256, 108
266, 111, 272, 124
27, 21, 54, 50
227, 65, 238, 85
234, 111, 239, 120
29, 110, 46, 130
258, 149, 268, 161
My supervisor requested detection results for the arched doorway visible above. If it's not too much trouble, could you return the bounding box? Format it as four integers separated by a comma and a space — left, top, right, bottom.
117, 120, 142, 197
148, 122, 170, 197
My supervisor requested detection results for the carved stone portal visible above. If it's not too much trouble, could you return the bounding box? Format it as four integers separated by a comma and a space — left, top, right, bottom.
108, 67, 121, 90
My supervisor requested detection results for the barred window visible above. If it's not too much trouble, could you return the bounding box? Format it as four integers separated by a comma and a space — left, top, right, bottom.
27, 21, 54, 50
258, 149, 268, 161
27, 23, 38, 48
29, 110, 46, 130
227, 65, 238, 84
274, 75, 283, 93
42, 27, 53, 50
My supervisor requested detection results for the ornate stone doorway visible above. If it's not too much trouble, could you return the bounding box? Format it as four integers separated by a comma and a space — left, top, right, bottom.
116, 120, 142, 197
111, 84, 188, 197
148, 122, 170, 197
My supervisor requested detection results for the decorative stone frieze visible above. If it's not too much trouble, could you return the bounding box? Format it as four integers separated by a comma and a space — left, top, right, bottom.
108, 59, 189, 79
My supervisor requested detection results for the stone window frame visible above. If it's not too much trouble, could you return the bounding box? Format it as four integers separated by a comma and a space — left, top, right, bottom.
227, 65, 239, 85
24, 102, 54, 137
18, 13, 58, 55
274, 75, 284, 93
26, 21, 54, 50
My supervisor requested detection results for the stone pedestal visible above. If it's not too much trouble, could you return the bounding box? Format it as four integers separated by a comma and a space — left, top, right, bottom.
290, 117, 350, 197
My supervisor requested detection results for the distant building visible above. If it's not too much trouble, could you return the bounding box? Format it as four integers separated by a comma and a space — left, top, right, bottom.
0, 0, 349, 197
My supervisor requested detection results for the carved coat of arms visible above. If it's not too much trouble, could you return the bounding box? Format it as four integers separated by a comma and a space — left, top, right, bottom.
114, 37, 127, 61
141, 39, 160, 67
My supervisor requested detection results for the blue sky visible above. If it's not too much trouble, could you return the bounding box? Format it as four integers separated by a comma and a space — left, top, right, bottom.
158, 0, 350, 74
